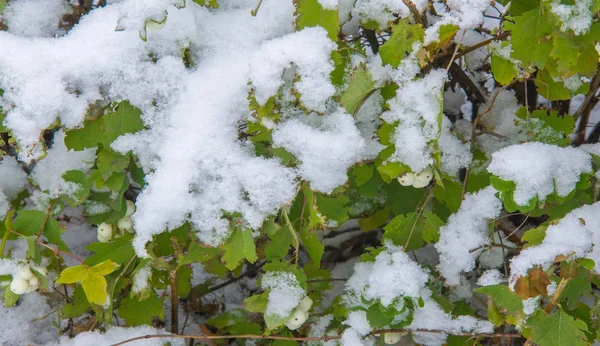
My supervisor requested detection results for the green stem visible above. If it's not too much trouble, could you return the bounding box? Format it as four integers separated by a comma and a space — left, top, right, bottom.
0, 211, 14, 258
282, 207, 299, 265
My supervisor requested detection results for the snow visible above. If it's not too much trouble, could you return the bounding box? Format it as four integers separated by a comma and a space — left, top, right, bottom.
0, 292, 57, 345
382, 69, 447, 173
30, 130, 95, 199
272, 110, 366, 193
438, 116, 472, 176
132, 264, 152, 294
317, 0, 338, 10
488, 142, 592, 206
424, 0, 492, 44
345, 310, 371, 336
352, 0, 429, 29
477, 269, 503, 286
55, 326, 185, 346
435, 186, 502, 286
261, 271, 305, 319
249, 27, 337, 112
0, 156, 27, 199
550, 0, 593, 35
409, 295, 494, 346
345, 242, 429, 307
509, 202, 600, 286
2, 0, 70, 38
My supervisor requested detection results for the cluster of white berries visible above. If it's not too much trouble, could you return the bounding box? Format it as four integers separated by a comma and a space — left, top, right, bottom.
10, 266, 47, 295
97, 200, 135, 243
383, 332, 406, 345
397, 167, 433, 188
285, 296, 313, 330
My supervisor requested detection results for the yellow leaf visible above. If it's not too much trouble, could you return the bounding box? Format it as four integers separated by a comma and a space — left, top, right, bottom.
89, 260, 119, 276
55, 265, 88, 284
81, 273, 108, 305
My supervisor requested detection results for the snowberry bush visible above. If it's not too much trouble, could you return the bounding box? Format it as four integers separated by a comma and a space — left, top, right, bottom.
1, 0, 600, 345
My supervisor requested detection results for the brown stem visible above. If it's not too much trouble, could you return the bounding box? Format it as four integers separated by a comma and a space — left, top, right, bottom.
111, 329, 522, 346
402, 0, 426, 26
574, 65, 600, 146
544, 277, 570, 314
363, 29, 379, 54
169, 269, 179, 334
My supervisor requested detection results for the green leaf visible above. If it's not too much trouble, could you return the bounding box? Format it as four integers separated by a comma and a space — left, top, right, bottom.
61, 286, 90, 318
358, 209, 392, 231
295, 0, 339, 41
491, 55, 518, 85
64, 118, 105, 151
300, 227, 324, 265
81, 272, 108, 305
244, 291, 269, 313
351, 164, 375, 187
379, 19, 424, 68
221, 228, 256, 270
85, 233, 135, 266
12, 210, 47, 237
89, 260, 119, 276
56, 265, 89, 284
535, 69, 573, 101
178, 242, 220, 266
96, 148, 130, 180
3, 287, 19, 307
64, 101, 144, 151
489, 176, 516, 192
118, 293, 164, 326
62, 170, 93, 207
366, 303, 394, 328
506, 7, 553, 68
206, 309, 248, 329
522, 225, 547, 247
341, 67, 377, 116
102, 101, 145, 145
475, 285, 523, 313
316, 194, 350, 226
376, 161, 411, 182
528, 309, 589, 346
265, 312, 292, 329
383, 212, 442, 250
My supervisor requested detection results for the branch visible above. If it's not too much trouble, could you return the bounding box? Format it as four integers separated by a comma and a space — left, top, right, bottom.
111, 329, 522, 346
402, 0, 426, 26
363, 29, 379, 54
574, 64, 600, 146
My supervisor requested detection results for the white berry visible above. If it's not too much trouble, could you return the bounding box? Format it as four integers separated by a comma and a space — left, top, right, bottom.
97, 223, 113, 241
397, 173, 416, 186
10, 277, 28, 295
16, 267, 34, 280
285, 309, 309, 330
412, 179, 430, 188
117, 216, 134, 233
125, 200, 136, 217
384, 332, 404, 345
297, 296, 313, 312
28, 276, 39, 288
415, 168, 433, 183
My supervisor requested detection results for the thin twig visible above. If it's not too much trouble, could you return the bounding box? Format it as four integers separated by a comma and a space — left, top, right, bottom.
461, 87, 506, 202
169, 269, 179, 334
405, 188, 434, 249
111, 329, 522, 346
402, 0, 425, 26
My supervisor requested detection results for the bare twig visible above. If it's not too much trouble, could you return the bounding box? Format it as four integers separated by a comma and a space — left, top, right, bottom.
402, 0, 426, 26
169, 269, 179, 334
